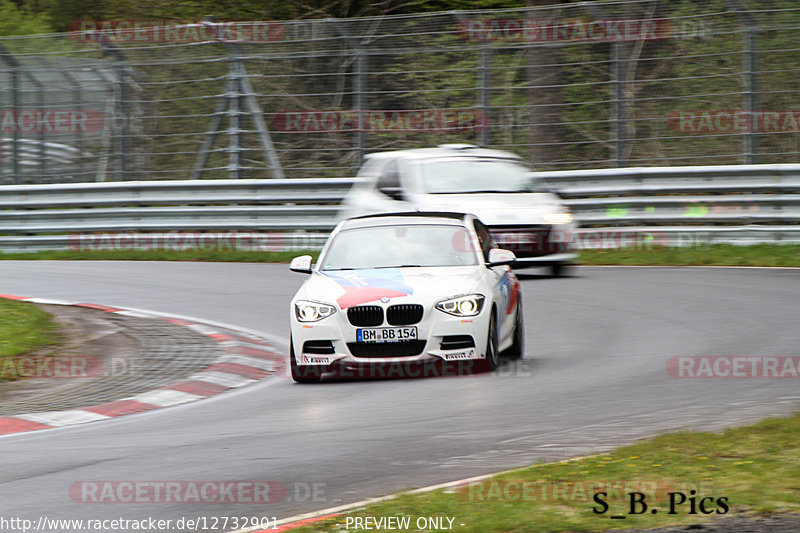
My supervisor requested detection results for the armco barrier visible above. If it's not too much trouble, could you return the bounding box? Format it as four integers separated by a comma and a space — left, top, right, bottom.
0, 165, 799, 252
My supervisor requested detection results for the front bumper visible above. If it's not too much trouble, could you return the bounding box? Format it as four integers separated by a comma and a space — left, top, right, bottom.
290, 301, 491, 370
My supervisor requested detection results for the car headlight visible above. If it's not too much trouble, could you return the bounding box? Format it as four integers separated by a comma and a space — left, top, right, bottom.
542, 212, 573, 225
435, 295, 485, 317
294, 300, 336, 322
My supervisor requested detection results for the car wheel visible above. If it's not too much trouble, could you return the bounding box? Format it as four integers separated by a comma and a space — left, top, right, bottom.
503, 300, 524, 359
477, 310, 499, 373
290, 337, 322, 383
550, 263, 571, 277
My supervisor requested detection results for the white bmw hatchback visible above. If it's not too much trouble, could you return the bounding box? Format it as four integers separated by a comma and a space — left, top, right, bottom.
288, 212, 524, 383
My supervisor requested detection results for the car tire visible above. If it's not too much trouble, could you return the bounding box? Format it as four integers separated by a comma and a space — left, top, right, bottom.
550, 263, 571, 277
503, 300, 524, 359
290, 337, 322, 383
476, 310, 499, 373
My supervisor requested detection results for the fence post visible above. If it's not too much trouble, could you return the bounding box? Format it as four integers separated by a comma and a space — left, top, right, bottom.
744, 27, 759, 164
99, 39, 132, 180
225, 40, 285, 179
611, 42, 627, 167
228, 49, 244, 179
0, 45, 21, 183
60, 69, 85, 181
478, 44, 491, 148
725, 0, 759, 164
331, 19, 367, 168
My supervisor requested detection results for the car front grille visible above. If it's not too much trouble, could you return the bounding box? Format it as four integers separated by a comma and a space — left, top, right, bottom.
347, 305, 384, 327
386, 304, 423, 325
302, 340, 335, 354
440, 335, 476, 350
346, 340, 427, 357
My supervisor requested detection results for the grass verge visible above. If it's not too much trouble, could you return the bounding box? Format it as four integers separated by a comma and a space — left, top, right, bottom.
291, 413, 800, 532
0, 244, 798, 267
0, 298, 61, 382
579, 243, 800, 267
0, 249, 321, 262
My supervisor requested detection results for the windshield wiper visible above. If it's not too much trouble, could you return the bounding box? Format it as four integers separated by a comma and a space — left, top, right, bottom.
373, 264, 422, 269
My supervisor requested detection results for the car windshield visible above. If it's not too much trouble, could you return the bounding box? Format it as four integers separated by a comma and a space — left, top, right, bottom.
419, 158, 536, 194
320, 224, 478, 270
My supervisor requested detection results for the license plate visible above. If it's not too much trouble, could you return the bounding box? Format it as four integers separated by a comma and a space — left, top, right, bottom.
357, 327, 417, 343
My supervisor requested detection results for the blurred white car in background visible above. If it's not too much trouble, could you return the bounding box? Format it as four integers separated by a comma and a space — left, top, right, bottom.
339, 144, 577, 276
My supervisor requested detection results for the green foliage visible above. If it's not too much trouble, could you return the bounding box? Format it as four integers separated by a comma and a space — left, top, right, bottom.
0, 298, 60, 381
0, 0, 53, 35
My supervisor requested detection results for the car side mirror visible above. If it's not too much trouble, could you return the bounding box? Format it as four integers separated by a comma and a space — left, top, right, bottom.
378, 186, 405, 201
289, 255, 313, 274
487, 248, 516, 267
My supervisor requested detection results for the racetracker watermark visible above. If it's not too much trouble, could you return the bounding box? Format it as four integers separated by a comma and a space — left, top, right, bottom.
0, 110, 104, 134
67, 232, 294, 252
69, 481, 325, 504
289, 359, 533, 380
0, 356, 137, 380
491, 229, 710, 252
668, 110, 800, 133
272, 109, 489, 133
667, 356, 800, 378
457, 18, 673, 42
68, 20, 286, 43
462, 479, 714, 503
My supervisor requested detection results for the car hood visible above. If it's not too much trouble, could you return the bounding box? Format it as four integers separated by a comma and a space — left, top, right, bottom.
298, 266, 482, 310
415, 192, 565, 225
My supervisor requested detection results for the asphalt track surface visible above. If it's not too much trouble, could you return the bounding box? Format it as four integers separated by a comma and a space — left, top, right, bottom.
1, 261, 799, 531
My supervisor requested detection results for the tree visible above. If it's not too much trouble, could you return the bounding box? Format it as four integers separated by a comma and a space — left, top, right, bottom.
0, 0, 52, 35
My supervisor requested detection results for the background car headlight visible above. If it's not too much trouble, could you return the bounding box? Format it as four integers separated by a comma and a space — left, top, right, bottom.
294, 300, 336, 322
436, 295, 485, 317
542, 212, 573, 225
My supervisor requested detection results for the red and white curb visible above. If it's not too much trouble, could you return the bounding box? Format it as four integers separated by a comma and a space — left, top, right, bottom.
0, 294, 286, 436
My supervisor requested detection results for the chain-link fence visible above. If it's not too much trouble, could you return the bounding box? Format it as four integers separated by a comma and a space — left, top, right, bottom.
1, 0, 799, 183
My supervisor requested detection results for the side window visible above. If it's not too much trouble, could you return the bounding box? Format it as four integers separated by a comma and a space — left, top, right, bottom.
375, 160, 404, 200
473, 220, 495, 262
376, 160, 400, 190
356, 158, 384, 178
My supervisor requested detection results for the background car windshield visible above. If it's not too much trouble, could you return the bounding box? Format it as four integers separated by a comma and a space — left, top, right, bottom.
321, 224, 478, 270
419, 159, 535, 194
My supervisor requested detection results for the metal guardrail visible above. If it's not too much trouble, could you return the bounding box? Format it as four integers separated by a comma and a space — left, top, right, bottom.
0, 165, 799, 253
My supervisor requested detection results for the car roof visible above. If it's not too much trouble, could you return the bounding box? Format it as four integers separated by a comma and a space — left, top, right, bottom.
341, 211, 471, 230
364, 144, 522, 162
